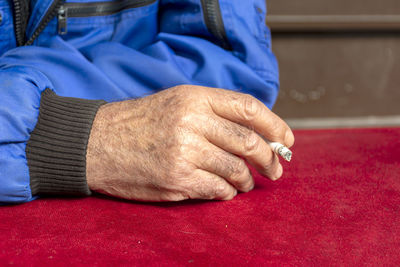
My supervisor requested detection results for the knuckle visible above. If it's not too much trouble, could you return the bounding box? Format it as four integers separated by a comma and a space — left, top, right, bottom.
240, 94, 259, 122
173, 84, 194, 93
174, 85, 209, 99
176, 111, 193, 127
244, 132, 261, 154
236, 178, 254, 193
230, 159, 247, 177
214, 183, 232, 199
234, 175, 253, 192
264, 151, 275, 168
243, 179, 255, 192
222, 190, 237, 200
207, 117, 222, 137
262, 153, 277, 174
229, 161, 250, 186
191, 178, 214, 199
169, 86, 196, 107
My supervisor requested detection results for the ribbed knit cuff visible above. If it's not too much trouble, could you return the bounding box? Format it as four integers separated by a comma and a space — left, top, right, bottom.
26, 89, 106, 196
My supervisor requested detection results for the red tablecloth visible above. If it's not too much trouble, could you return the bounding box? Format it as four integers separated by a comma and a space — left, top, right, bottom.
1, 128, 400, 266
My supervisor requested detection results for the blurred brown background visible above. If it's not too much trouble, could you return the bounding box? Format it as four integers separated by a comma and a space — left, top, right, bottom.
266, 0, 400, 128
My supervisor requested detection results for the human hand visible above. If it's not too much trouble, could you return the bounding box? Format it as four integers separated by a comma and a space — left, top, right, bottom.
86, 85, 294, 201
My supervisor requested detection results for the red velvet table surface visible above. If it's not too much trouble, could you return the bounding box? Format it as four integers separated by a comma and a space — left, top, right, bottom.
1, 128, 400, 266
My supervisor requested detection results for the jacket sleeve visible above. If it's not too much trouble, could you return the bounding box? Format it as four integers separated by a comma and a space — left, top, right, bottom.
159, 0, 279, 108
0, 64, 105, 204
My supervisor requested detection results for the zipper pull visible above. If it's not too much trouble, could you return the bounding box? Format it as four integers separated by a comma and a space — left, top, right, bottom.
58, 5, 68, 35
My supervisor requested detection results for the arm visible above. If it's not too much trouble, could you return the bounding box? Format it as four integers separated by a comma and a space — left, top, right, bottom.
0, 64, 104, 204
0, 66, 50, 203
1, 0, 289, 203
0, 64, 292, 204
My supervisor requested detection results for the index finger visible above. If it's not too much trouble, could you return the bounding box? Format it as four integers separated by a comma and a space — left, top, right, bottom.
206, 88, 294, 148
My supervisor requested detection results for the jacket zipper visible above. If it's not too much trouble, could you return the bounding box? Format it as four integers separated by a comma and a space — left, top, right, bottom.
25, 0, 64, 46
12, 0, 30, 46
13, 0, 24, 46
200, 0, 231, 50
57, 0, 156, 35
21, 0, 227, 47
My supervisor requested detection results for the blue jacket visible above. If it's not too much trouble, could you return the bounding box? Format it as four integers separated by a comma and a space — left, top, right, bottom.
0, 0, 279, 203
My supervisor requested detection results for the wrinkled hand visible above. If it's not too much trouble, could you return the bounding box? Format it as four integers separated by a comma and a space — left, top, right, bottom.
86, 85, 294, 201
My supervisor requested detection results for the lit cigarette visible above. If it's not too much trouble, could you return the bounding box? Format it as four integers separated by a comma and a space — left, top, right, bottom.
267, 142, 292, 162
